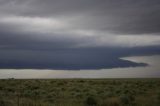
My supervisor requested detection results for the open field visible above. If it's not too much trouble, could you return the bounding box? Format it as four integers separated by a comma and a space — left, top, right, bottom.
0, 79, 160, 106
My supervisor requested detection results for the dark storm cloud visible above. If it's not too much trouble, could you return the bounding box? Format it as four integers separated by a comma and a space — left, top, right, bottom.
0, 0, 160, 70
1, 0, 160, 34
0, 27, 77, 50
0, 48, 147, 70
0, 46, 160, 70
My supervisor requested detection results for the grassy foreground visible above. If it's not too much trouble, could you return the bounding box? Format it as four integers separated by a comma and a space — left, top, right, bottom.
0, 79, 160, 106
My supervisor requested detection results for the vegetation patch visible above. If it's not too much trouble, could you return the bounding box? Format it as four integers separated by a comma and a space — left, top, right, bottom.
0, 79, 160, 106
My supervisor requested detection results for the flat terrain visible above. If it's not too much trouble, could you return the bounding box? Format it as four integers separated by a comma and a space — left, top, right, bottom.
0, 79, 160, 106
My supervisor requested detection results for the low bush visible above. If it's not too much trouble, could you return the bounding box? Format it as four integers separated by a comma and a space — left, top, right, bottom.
85, 96, 97, 106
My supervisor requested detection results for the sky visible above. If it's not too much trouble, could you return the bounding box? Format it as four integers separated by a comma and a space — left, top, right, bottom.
0, 0, 160, 71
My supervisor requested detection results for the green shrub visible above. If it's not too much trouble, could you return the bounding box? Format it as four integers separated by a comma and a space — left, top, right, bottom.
101, 98, 120, 106
157, 92, 160, 102
0, 99, 5, 106
119, 94, 130, 105
85, 96, 97, 106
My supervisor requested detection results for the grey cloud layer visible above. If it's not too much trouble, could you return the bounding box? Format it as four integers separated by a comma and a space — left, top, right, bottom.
0, 0, 160, 70
1, 0, 160, 34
